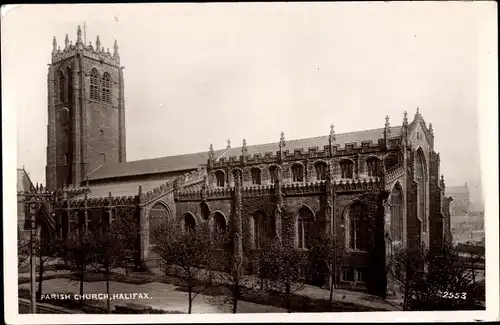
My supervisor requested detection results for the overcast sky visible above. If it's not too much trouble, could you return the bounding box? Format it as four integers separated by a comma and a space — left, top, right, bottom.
3, 3, 494, 204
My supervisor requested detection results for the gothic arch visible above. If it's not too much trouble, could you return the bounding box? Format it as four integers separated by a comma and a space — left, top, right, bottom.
250, 167, 262, 185
291, 163, 305, 182
211, 211, 227, 242
415, 147, 428, 233
90, 68, 100, 101
182, 212, 197, 234
200, 201, 211, 221
101, 72, 111, 103
295, 205, 315, 249
390, 182, 404, 242
294, 204, 316, 221
214, 170, 226, 187
343, 200, 369, 251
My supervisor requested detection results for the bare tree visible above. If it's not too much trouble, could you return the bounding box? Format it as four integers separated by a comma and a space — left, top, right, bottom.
62, 230, 94, 306
18, 225, 30, 267
257, 240, 308, 313
88, 224, 127, 313
151, 220, 213, 314
309, 231, 346, 303
34, 233, 64, 299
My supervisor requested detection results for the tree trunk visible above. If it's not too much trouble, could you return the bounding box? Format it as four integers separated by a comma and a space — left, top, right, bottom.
232, 282, 239, 314
285, 283, 292, 313
329, 272, 334, 303
188, 287, 193, 314
106, 271, 111, 314
37, 260, 44, 300
403, 278, 409, 311
124, 259, 129, 276
79, 265, 84, 307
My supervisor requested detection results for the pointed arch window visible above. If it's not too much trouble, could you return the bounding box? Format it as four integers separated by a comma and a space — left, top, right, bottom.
348, 203, 368, 251
315, 162, 328, 181
251, 168, 261, 185
183, 213, 196, 235
215, 170, 225, 188
213, 212, 227, 244
149, 203, 170, 237
416, 151, 427, 232
200, 202, 210, 221
102, 72, 111, 104
367, 157, 380, 177
58, 72, 65, 102
340, 160, 354, 179
391, 185, 403, 241
90, 68, 100, 101
292, 164, 304, 182
297, 207, 314, 249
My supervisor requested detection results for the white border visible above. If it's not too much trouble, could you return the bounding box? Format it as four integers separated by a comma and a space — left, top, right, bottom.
2, 2, 499, 323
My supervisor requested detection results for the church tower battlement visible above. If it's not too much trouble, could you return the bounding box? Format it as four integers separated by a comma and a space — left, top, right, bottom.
46, 25, 126, 190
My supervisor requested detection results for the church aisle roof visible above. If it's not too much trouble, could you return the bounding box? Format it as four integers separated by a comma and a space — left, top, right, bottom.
88, 126, 402, 181
72, 177, 176, 199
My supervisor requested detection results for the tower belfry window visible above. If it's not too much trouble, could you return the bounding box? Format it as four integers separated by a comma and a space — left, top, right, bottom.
90, 68, 100, 101
102, 72, 111, 103
58, 73, 65, 102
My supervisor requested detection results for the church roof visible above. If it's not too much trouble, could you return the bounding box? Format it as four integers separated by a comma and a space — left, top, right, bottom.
87, 125, 402, 181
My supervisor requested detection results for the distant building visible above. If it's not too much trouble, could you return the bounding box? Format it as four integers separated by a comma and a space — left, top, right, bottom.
446, 182, 470, 216
450, 214, 484, 244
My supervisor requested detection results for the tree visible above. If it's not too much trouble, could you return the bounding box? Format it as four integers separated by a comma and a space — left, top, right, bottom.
309, 231, 346, 303
18, 226, 30, 267
387, 245, 426, 310
151, 220, 214, 314
208, 233, 250, 314
388, 244, 483, 311
112, 206, 139, 275
257, 240, 308, 313
62, 230, 94, 306
34, 232, 64, 299
88, 224, 127, 313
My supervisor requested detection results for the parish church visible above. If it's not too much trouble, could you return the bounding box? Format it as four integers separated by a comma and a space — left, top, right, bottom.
40, 26, 453, 295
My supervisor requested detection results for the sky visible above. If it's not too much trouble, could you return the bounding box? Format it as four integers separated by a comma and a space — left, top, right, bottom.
2, 2, 495, 206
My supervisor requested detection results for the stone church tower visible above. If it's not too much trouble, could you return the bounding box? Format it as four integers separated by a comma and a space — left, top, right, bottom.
46, 26, 126, 190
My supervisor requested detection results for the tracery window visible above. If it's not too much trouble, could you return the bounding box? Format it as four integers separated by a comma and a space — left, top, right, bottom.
251, 168, 261, 185
58, 72, 65, 102
340, 160, 354, 179
215, 170, 225, 188
213, 212, 227, 244
90, 68, 100, 101
367, 157, 380, 177
102, 72, 111, 104
315, 162, 328, 181
348, 202, 368, 251
391, 185, 403, 241
183, 213, 196, 235
292, 164, 304, 182
416, 150, 427, 232
149, 203, 170, 237
297, 207, 314, 249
